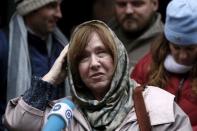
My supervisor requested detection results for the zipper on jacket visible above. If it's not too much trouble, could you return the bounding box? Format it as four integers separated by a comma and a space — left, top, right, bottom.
175, 78, 185, 103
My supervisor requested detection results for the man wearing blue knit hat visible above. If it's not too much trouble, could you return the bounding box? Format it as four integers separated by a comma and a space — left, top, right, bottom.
0, 0, 69, 130
132, 0, 197, 130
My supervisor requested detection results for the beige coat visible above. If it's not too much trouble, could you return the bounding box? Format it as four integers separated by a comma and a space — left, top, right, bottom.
3, 86, 192, 131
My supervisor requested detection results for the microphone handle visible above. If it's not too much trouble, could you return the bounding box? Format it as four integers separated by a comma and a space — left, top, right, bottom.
43, 114, 66, 131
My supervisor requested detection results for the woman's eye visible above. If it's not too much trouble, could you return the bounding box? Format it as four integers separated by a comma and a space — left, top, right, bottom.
80, 54, 89, 62
97, 50, 109, 57
186, 47, 194, 51
172, 45, 180, 50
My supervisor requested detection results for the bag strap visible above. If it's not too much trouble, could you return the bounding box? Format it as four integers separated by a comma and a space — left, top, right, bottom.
133, 86, 151, 131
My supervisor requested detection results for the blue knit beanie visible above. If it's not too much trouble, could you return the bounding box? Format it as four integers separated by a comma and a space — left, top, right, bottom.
164, 0, 197, 45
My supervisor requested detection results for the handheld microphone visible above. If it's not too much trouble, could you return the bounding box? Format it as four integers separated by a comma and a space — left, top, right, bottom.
42, 99, 75, 131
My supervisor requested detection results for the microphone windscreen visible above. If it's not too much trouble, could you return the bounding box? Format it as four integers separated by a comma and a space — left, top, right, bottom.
42, 99, 75, 131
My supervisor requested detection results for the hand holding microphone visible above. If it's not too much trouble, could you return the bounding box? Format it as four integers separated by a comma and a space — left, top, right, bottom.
42, 99, 75, 131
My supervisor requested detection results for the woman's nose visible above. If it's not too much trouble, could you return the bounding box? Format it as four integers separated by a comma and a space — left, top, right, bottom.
90, 55, 101, 70
178, 51, 188, 60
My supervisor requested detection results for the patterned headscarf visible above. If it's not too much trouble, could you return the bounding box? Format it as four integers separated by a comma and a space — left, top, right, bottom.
68, 20, 136, 131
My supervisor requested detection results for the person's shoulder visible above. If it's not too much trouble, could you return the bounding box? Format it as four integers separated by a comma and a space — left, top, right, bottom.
133, 52, 152, 69
130, 52, 152, 81
144, 86, 175, 100
143, 86, 175, 125
142, 86, 192, 130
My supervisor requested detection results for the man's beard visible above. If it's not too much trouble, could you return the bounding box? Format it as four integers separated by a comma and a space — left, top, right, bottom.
121, 15, 154, 38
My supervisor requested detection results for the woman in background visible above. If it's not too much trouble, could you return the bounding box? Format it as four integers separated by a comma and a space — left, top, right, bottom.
131, 0, 197, 130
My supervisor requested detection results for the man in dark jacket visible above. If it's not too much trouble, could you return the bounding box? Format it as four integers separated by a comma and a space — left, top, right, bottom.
0, 0, 68, 129
108, 0, 163, 71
